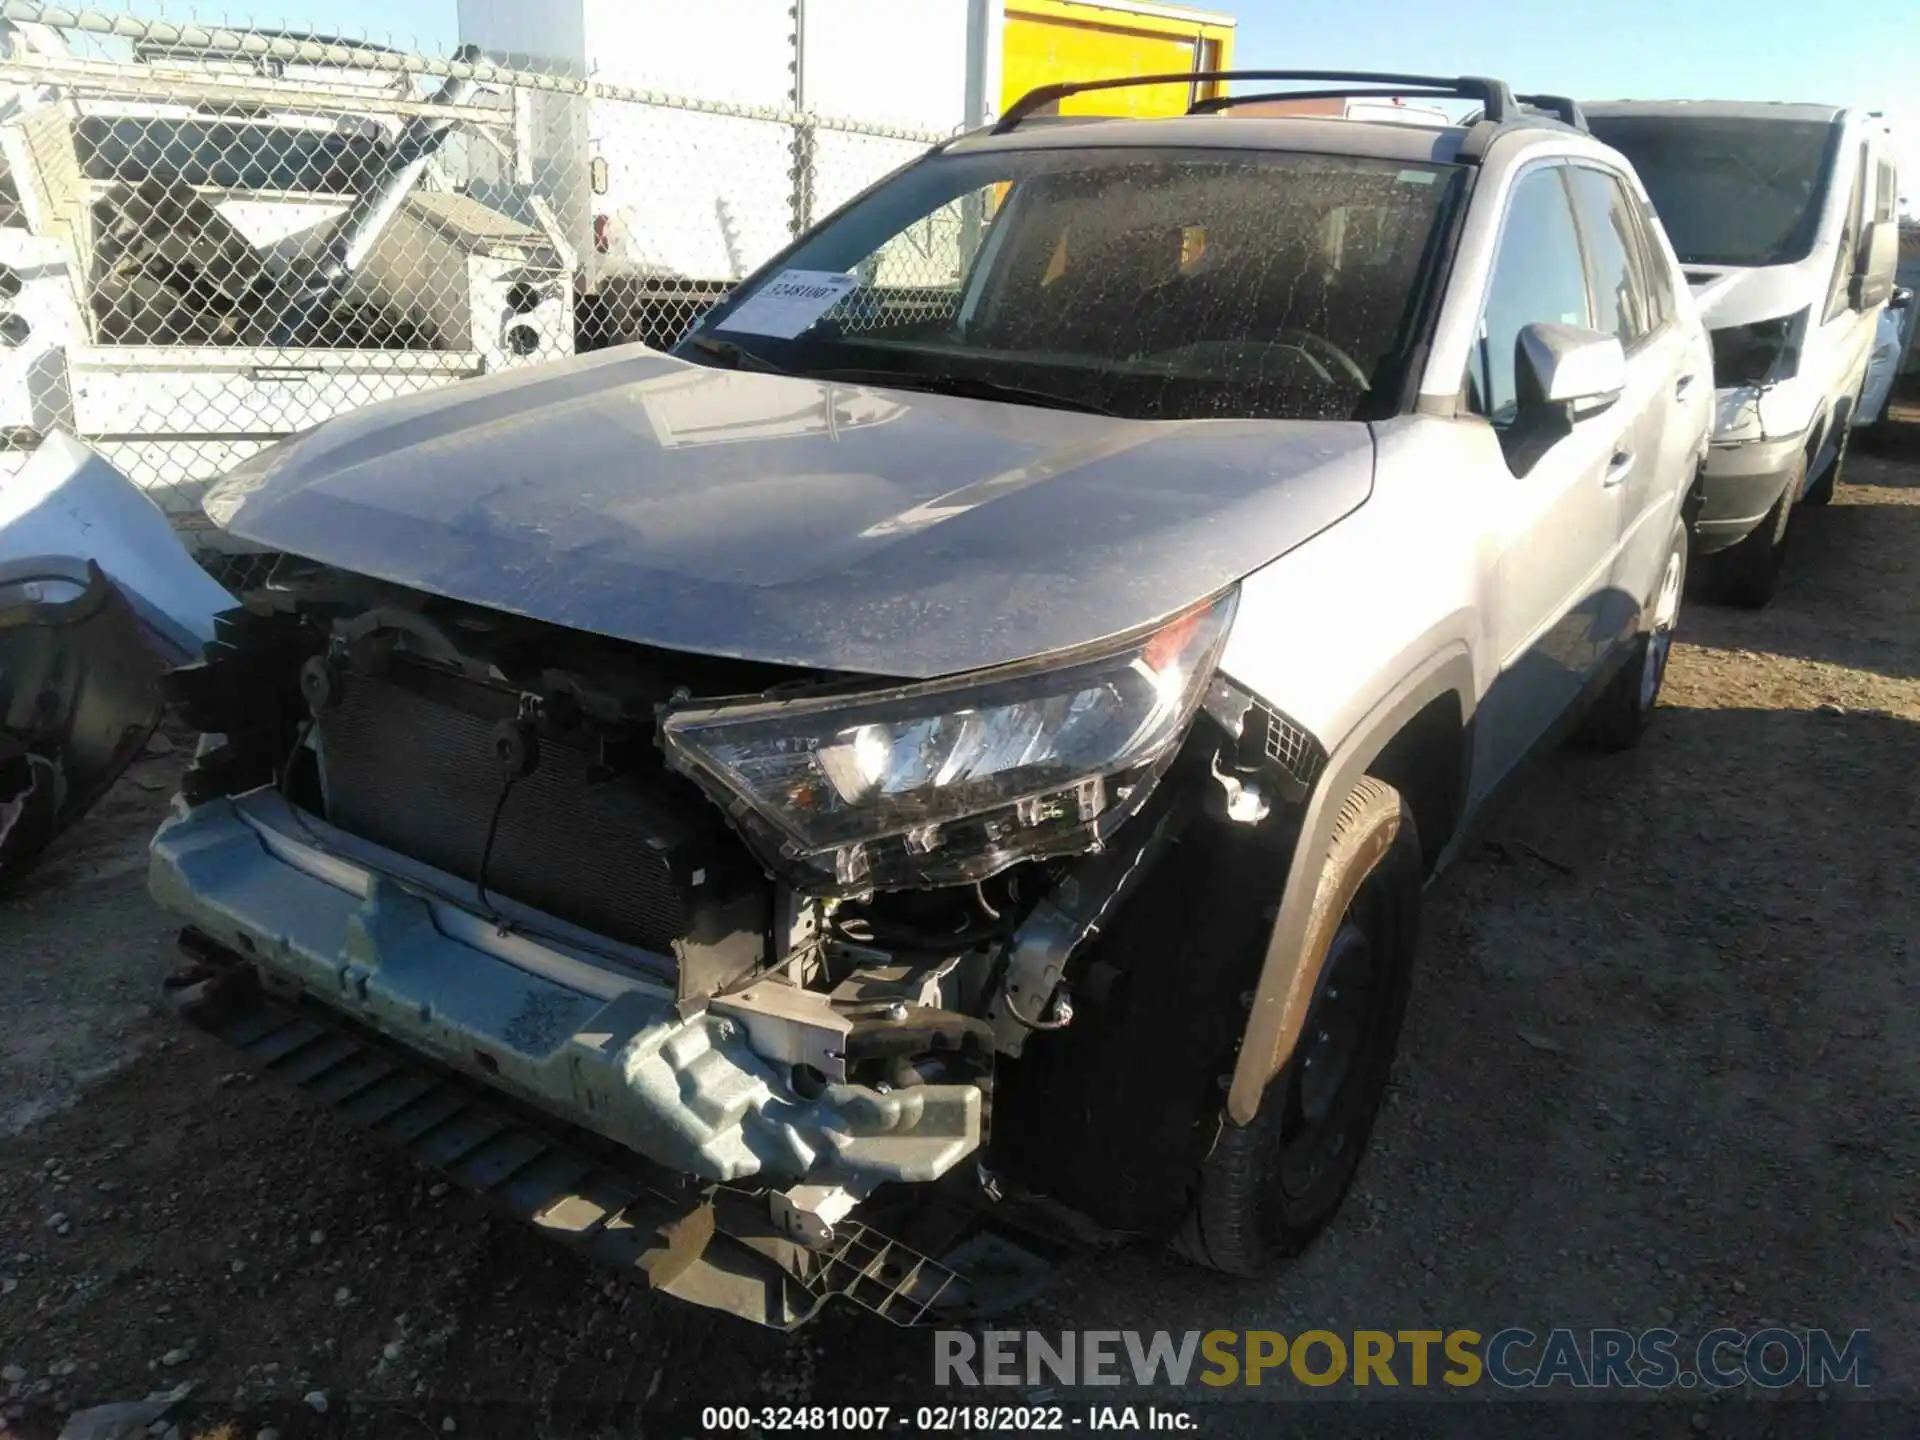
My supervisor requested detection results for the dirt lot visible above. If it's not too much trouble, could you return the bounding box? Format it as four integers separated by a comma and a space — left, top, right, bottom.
3, 414, 1918, 1439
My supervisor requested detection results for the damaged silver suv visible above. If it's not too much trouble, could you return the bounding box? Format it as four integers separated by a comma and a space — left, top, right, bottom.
151, 72, 1711, 1327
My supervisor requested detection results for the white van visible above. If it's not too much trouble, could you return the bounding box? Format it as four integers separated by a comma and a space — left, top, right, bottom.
1586, 101, 1900, 605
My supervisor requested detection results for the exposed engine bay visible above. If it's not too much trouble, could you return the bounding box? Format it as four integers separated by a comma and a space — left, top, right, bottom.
152, 557, 1322, 1313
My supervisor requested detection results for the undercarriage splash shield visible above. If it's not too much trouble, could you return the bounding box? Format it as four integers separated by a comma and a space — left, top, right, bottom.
168, 960, 1051, 1330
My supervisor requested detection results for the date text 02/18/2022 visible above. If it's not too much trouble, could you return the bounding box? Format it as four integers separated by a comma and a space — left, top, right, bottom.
699, 1405, 1198, 1432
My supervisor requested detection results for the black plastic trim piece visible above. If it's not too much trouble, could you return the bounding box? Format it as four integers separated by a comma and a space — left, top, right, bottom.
1514, 93, 1589, 131
994, 70, 1517, 134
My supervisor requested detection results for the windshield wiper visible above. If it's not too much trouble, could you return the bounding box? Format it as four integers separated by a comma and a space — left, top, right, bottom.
805, 367, 1121, 417
680, 334, 788, 374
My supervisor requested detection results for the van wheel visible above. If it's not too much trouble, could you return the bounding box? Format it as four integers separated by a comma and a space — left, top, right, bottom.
1802, 418, 1853, 507
1172, 777, 1420, 1278
1708, 466, 1796, 609
1579, 530, 1685, 751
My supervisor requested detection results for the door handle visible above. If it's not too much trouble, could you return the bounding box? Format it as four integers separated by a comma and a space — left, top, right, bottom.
1602, 449, 1634, 487
1674, 373, 1696, 398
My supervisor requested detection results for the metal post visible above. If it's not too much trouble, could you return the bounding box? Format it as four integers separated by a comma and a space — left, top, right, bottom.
959, 0, 1004, 273
963, 0, 1002, 132
788, 0, 814, 237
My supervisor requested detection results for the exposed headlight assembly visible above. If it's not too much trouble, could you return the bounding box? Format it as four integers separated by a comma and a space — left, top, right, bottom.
660, 591, 1237, 894
1710, 307, 1807, 389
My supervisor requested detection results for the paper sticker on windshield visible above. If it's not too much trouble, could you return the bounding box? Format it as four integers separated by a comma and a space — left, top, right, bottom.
715, 270, 858, 339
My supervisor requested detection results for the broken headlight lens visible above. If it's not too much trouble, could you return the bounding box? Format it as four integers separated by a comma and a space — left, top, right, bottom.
660, 591, 1236, 893
1710, 308, 1806, 388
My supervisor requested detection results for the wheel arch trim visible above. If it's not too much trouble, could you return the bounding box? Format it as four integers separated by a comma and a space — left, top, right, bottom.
1224, 643, 1475, 1126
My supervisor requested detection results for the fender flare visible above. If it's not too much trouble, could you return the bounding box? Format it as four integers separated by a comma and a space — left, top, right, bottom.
1224, 642, 1476, 1126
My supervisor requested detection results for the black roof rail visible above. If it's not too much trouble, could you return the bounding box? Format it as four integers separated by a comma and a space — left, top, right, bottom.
1513, 92, 1588, 130
992, 69, 1517, 134
1190, 85, 1468, 115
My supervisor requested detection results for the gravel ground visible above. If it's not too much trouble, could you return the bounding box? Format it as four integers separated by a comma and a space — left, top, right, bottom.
2, 413, 1918, 1440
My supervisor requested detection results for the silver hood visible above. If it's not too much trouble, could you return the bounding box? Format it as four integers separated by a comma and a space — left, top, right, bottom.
207, 346, 1374, 678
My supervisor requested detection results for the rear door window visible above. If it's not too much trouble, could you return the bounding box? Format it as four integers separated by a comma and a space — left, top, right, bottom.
1568, 166, 1655, 350
1625, 189, 1676, 330
1470, 165, 1592, 422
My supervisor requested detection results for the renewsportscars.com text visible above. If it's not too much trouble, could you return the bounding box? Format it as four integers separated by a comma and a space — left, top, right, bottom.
934, 1328, 1872, 1390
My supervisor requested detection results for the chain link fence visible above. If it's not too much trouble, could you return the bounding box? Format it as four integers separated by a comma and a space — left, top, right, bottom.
0, 3, 949, 589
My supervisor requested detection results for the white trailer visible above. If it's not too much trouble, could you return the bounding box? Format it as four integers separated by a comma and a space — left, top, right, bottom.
456, 0, 988, 347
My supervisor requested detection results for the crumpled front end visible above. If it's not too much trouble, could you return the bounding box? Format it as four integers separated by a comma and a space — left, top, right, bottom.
148, 556, 1261, 1318
150, 791, 981, 1191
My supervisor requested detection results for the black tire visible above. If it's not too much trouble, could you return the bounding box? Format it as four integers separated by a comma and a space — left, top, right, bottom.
1578, 528, 1687, 752
1707, 464, 1797, 609
1804, 395, 1860, 506
1172, 777, 1421, 1278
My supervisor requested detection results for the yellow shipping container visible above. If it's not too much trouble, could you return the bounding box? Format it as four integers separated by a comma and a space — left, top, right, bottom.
1001, 0, 1237, 120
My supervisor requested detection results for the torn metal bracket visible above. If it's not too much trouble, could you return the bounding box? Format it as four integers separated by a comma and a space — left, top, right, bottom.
709, 978, 852, 1082
1208, 750, 1272, 824
769, 1175, 872, 1248
985, 789, 1197, 1056
1201, 672, 1324, 803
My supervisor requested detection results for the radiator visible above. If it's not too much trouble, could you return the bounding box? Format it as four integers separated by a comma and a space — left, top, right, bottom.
316, 666, 697, 954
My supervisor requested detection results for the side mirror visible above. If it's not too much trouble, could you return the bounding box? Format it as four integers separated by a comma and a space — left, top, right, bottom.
1849, 220, 1898, 310
1503, 322, 1626, 474
1890, 286, 1913, 313
1517, 322, 1628, 409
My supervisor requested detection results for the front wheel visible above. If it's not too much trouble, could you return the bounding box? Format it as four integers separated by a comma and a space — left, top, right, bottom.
1579, 529, 1686, 751
1707, 464, 1796, 609
1803, 399, 1859, 506
1172, 776, 1421, 1277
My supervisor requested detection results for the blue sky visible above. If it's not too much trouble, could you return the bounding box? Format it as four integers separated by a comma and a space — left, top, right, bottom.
88, 0, 1919, 200
1235, 0, 1913, 168
1233, 0, 1918, 202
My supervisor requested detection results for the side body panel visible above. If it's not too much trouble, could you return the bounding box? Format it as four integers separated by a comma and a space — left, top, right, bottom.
1228, 126, 1715, 1119
1798, 116, 1881, 477
1603, 166, 1714, 610
1214, 417, 1487, 761
1218, 414, 1484, 1126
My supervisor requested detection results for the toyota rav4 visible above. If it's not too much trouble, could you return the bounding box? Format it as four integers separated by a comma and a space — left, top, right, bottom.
151, 71, 1713, 1328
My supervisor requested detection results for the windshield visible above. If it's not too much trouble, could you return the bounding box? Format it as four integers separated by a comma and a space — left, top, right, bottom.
681, 146, 1461, 422
1586, 114, 1839, 268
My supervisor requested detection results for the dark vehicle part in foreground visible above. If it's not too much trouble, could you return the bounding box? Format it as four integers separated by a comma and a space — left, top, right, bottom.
151, 71, 1712, 1326
0, 557, 163, 878
0, 433, 233, 881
